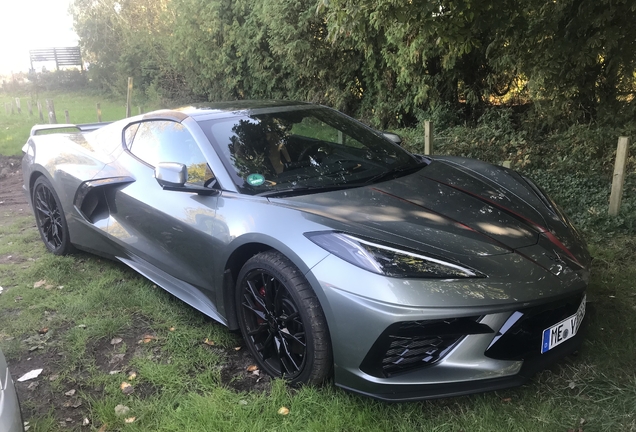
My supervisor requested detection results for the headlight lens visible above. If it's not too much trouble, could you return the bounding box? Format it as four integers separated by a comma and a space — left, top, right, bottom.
306, 232, 483, 278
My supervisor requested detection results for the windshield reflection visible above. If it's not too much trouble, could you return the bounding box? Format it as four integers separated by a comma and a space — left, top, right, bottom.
200, 108, 421, 195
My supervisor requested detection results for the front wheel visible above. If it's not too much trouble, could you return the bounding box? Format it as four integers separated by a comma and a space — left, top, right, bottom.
32, 176, 74, 255
236, 251, 332, 385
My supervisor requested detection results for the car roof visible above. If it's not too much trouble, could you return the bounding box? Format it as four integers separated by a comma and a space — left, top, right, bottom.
138, 100, 315, 123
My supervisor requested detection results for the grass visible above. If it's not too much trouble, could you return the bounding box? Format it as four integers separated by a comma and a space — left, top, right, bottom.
0, 90, 635, 431
0, 90, 162, 156
0, 244, 632, 432
1, 225, 635, 432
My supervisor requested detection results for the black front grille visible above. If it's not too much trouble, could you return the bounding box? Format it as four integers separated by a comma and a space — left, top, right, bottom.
361, 317, 493, 378
485, 291, 585, 361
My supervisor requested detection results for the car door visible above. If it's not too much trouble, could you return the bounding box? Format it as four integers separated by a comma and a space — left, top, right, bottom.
107, 119, 226, 297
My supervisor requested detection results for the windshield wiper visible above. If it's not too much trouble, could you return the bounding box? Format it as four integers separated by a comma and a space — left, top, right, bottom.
257, 184, 356, 198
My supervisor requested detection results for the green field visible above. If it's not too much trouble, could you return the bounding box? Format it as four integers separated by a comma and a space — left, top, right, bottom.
0, 91, 162, 156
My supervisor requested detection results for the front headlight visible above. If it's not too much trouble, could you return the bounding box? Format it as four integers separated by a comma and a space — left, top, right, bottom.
305, 232, 483, 278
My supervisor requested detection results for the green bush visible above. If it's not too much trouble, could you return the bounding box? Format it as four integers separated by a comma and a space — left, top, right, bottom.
28, 70, 87, 92
397, 108, 636, 238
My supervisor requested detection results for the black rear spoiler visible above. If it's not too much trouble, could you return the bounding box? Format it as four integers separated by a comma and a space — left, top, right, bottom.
30, 122, 112, 136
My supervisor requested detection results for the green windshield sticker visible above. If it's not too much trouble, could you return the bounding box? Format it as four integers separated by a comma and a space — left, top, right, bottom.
246, 173, 266, 186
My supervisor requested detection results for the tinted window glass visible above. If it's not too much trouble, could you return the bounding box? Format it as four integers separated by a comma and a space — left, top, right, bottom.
129, 121, 214, 185
200, 107, 421, 195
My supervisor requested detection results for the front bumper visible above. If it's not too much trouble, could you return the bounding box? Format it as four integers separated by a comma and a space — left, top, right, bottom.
307, 254, 588, 401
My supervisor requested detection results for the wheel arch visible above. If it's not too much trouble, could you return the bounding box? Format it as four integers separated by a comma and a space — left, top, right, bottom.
223, 242, 274, 330
221, 234, 328, 330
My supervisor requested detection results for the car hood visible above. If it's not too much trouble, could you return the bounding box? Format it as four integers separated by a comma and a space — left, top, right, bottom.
270, 157, 589, 265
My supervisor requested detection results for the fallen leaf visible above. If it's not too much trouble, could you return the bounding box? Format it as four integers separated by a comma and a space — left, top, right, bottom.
38, 327, 49, 334
203, 338, 215, 346
82, 418, 90, 426
44, 285, 54, 290
33, 280, 46, 288
120, 381, 134, 395
48, 374, 59, 382
169, 326, 175, 331
246, 365, 258, 372
124, 417, 136, 424
110, 337, 123, 345
252, 369, 260, 376
77, 324, 87, 329
109, 370, 121, 375
234, 347, 241, 351
66, 418, 73, 422
501, 397, 512, 403
277, 406, 290, 415
27, 382, 39, 391
65, 389, 76, 396
17, 368, 43, 382
142, 334, 157, 343
128, 372, 137, 380
114, 404, 130, 416
97, 424, 108, 432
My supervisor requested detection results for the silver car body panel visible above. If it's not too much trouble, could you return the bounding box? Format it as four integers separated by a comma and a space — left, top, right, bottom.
21, 102, 590, 400
0, 350, 23, 432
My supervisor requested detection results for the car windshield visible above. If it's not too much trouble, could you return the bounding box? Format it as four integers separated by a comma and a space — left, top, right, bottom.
199, 106, 424, 196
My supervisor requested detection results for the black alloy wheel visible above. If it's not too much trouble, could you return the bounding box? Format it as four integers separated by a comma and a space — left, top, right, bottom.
236, 251, 332, 385
32, 177, 74, 255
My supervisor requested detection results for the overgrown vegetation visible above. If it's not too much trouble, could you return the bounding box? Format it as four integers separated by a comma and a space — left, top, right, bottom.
65, 0, 636, 129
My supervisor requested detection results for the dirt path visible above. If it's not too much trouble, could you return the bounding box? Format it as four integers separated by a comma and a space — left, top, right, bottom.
0, 155, 28, 221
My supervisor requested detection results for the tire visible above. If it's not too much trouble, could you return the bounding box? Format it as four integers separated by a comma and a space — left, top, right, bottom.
32, 176, 74, 255
236, 251, 332, 385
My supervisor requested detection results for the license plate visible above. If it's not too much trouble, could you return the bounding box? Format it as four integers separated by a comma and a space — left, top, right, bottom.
541, 294, 586, 354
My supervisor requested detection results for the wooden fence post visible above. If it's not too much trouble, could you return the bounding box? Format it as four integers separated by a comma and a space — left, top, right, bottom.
96, 103, 102, 122
27, 100, 33, 116
46, 99, 57, 124
609, 137, 630, 216
15, 98, 21, 114
37, 101, 44, 121
126, 77, 133, 117
64, 110, 70, 124
424, 120, 434, 155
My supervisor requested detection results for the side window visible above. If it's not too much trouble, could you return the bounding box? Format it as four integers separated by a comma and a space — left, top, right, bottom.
127, 121, 214, 186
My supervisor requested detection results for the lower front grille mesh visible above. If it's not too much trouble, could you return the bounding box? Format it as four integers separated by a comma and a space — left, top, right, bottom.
381, 335, 458, 375
361, 317, 493, 378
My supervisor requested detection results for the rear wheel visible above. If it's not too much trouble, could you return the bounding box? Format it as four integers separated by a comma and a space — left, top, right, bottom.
32, 177, 74, 255
236, 251, 332, 385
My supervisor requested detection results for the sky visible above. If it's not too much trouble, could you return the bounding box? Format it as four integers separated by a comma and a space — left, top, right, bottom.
0, 0, 78, 74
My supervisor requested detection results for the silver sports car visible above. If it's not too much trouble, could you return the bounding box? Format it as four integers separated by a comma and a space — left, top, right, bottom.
0, 348, 24, 432
22, 101, 590, 400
